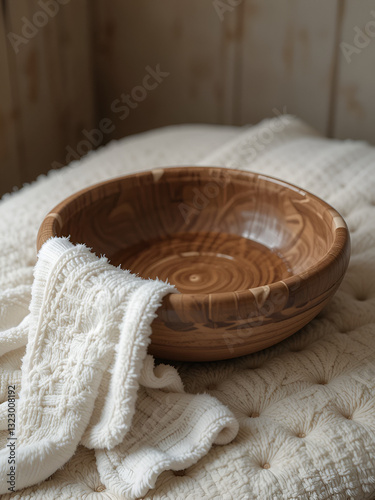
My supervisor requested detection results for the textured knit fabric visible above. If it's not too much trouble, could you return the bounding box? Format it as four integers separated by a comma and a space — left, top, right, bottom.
0, 236, 238, 498
1, 119, 375, 499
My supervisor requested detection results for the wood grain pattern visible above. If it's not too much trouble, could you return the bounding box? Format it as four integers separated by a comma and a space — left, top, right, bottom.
5, 0, 63, 183
238, 0, 339, 134
1, 1, 375, 197
37, 167, 351, 362
92, 0, 239, 139
333, 0, 375, 144
89, 0, 375, 143
0, 3, 21, 194
0, 0, 95, 194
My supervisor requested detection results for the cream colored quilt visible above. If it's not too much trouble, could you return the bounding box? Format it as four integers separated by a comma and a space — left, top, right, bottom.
1, 117, 375, 499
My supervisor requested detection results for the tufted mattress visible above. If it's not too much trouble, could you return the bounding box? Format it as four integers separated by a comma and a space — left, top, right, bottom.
1, 117, 375, 499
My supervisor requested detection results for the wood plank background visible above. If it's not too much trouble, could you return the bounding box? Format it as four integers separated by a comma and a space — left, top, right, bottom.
1, 0, 374, 196
0, 0, 95, 195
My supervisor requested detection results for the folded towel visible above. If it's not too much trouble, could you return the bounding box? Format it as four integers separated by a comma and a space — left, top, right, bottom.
0, 237, 238, 498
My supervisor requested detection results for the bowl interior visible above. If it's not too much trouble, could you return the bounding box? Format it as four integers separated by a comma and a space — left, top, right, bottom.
50, 168, 335, 294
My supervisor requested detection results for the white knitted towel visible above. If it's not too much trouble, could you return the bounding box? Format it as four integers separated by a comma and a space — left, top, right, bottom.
0, 237, 238, 498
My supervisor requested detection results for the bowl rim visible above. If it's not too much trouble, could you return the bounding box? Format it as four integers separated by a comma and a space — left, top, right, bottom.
37, 166, 350, 312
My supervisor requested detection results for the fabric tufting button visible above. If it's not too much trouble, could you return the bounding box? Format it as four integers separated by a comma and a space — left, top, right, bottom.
262, 463, 270, 469
355, 292, 368, 301
174, 469, 186, 476
206, 383, 217, 391
249, 412, 259, 418
95, 484, 106, 492
298, 432, 306, 438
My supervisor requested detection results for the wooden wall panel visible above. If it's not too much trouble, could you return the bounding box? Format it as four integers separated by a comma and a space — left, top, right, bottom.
333, 0, 375, 144
5, 0, 66, 183
1, 0, 375, 199
57, 0, 96, 148
92, 0, 240, 140
0, 4, 21, 195
238, 0, 339, 135
0, 0, 95, 196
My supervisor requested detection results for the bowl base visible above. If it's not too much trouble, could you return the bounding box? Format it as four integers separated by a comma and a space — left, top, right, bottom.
112, 232, 292, 294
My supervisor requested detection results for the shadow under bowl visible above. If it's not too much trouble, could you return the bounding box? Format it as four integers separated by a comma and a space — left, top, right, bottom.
37, 166, 350, 361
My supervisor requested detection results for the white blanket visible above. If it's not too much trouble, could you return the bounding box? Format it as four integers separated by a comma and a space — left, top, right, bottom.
1, 117, 375, 499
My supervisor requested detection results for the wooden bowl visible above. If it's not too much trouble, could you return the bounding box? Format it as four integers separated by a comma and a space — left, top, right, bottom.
37, 167, 350, 362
